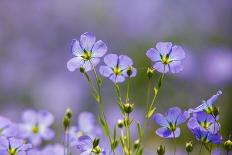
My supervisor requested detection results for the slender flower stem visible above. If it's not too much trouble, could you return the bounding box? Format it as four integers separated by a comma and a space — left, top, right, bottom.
173, 132, 176, 155
146, 79, 151, 110
199, 143, 203, 155
126, 79, 130, 103
125, 114, 131, 155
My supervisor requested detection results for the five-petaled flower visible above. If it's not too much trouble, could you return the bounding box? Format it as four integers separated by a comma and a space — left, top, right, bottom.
19, 110, 55, 146
188, 90, 222, 114
0, 137, 32, 155
153, 107, 189, 138
67, 32, 107, 72
187, 111, 220, 134
146, 42, 185, 73
99, 54, 137, 83
191, 127, 222, 144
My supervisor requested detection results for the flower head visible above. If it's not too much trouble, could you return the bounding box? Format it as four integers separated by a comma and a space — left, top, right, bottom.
0, 137, 32, 155
28, 144, 64, 155
153, 107, 189, 138
146, 42, 185, 73
19, 110, 55, 146
99, 54, 137, 83
67, 32, 107, 72
187, 111, 220, 134
0, 116, 18, 138
191, 128, 222, 144
188, 90, 222, 113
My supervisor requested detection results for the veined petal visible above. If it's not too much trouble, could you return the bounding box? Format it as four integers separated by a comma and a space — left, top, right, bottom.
67, 57, 84, 72
22, 110, 37, 125
70, 39, 83, 56
78, 112, 95, 134
92, 40, 107, 58
187, 117, 199, 130
38, 110, 54, 127
80, 32, 96, 51
118, 55, 133, 70
156, 127, 171, 138
176, 111, 189, 125
109, 74, 125, 83
99, 66, 113, 77
153, 113, 169, 127
156, 42, 172, 55
153, 62, 169, 73
83, 58, 100, 72
166, 107, 181, 123
169, 45, 185, 61
206, 90, 222, 106
146, 48, 161, 62
77, 136, 92, 152
40, 128, 55, 140
169, 61, 183, 73
104, 54, 118, 68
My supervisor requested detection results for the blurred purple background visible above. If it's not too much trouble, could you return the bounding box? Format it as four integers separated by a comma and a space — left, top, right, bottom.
0, 0, 232, 153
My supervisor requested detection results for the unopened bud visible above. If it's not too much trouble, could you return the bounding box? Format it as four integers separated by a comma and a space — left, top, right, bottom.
80, 67, 85, 73
147, 67, 154, 79
63, 116, 70, 131
123, 103, 134, 114
133, 139, 140, 149
65, 108, 72, 119
185, 141, 193, 153
223, 140, 232, 152
127, 67, 133, 77
157, 145, 165, 155
213, 107, 219, 117
117, 119, 124, 128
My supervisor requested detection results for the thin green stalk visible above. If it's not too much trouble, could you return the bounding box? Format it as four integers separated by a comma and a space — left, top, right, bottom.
173, 132, 176, 155
126, 79, 130, 103
125, 114, 131, 155
146, 79, 151, 109
199, 143, 203, 155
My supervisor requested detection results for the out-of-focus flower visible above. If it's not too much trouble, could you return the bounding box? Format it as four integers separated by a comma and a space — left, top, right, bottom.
187, 111, 220, 134
188, 90, 222, 113
69, 112, 101, 146
202, 48, 232, 85
0, 116, 18, 137
153, 107, 189, 138
27, 144, 64, 155
0, 137, 32, 155
99, 54, 137, 83
19, 110, 55, 146
77, 136, 106, 155
191, 127, 222, 144
146, 42, 185, 73
67, 32, 107, 72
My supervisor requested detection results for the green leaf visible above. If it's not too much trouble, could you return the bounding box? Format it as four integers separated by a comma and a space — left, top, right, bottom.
146, 107, 156, 119
99, 116, 110, 138
137, 122, 142, 139
154, 87, 158, 97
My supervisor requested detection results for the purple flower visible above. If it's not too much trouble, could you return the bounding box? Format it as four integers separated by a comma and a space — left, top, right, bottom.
0, 137, 32, 155
19, 110, 55, 146
153, 107, 189, 138
99, 54, 137, 83
77, 136, 106, 155
28, 144, 64, 155
69, 112, 101, 147
188, 90, 222, 113
0, 116, 18, 138
67, 32, 107, 72
146, 42, 185, 73
187, 111, 220, 134
191, 128, 222, 144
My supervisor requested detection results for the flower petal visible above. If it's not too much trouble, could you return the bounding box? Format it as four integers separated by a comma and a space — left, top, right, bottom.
153, 113, 169, 127
22, 110, 37, 125
156, 42, 172, 55
41, 128, 55, 140
122, 67, 137, 78
38, 110, 54, 127
78, 112, 95, 134
169, 45, 185, 61
83, 58, 100, 72
176, 111, 189, 126
166, 107, 182, 123
92, 40, 107, 58
169, 61, 183, 73
104, 54, 118, 68
187, 117, 199, 130
208, 133, 222, 144
67, 57, 84, 72
146, 48, 161, 62
109, 74, 125, 83
99, 66, 113, 77
80, 32, 96, 51
206, 90, 222, 106
156, 127, 171, 138
118, 55, 133, 70
70, 39, 83, 56
153, 62, 169, 73
77, 136, 92, 152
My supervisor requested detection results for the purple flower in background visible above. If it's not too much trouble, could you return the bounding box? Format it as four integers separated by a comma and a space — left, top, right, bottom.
67, 32, 107, 72
153, 107, 189, 138
0, 137, 32, 155
99, 54, 137, 83
28, 144, 64, 155
146, 42, 185, 73
188, 90, 222, 113
69, 112, 101, 146
191, 128, 222, 144
187, 111, 220, 134
19, 110, 55, 146
0, 116, 18, 138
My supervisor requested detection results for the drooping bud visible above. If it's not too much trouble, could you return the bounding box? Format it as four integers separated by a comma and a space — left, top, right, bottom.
157, 145, 165, 155
213, 107, 219, 117
93, 138, 100, 148
223, 140, 232, 152
147, 67, 154, 79
133, 139, 140, 150
92, 145, 101, 154
123, 103, 134, 114
185, 141, 193, 153
117, 119, 124, 128
126, 67, 133, 77
65, 108, 72, 119
63, 116, 70, 131
80, 67, 85, 73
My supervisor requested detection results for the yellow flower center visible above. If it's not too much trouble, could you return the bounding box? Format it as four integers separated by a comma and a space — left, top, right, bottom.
161, 54, 171, 65
168, 123, 176, 132
32, 126, 40, 134
200, 121, 211, 130
82, 50, 92, 61
113, 67, 123, 76
8, 148, 17, 155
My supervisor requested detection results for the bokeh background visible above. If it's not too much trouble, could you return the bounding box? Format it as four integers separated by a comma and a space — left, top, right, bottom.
0, 0, 232, 154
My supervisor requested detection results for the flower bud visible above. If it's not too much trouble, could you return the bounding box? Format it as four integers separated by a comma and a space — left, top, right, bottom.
93, 138, 100, 148
157, 145, 165, 155
117, 119, 124, 128
65, 108, 72, 119
213, 107, 219, 117
80, 67, 85, 73
133, 139, 140, 149
63, 116, 70, 131
223, 140, 232, 152
92, 145, 101, 154
123, 103, 134, 114
147, 67, 154, 79
185, 141, 193, 153
127, 67, 133, 77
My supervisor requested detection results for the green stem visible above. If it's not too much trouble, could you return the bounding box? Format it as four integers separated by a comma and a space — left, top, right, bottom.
146, 79, 151, 110
126, 79, 130, 103
125, 114, 131, 155
173, 132, 176, 155
199, 143, 203, 155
